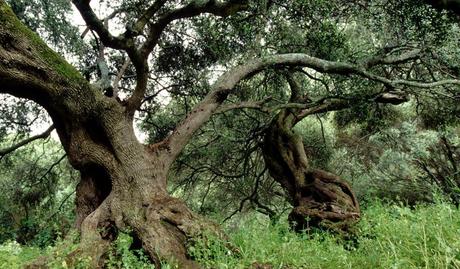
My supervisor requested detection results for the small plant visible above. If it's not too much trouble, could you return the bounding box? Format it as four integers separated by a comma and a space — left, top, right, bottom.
106, 232, 155, 269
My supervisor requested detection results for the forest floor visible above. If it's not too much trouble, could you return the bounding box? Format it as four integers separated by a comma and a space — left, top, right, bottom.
1, 199, 459, 269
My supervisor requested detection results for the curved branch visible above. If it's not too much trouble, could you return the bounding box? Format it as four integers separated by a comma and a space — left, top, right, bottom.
71, 0, 144, 72
0, 125, 55, 157
141, 0, 249, 58
124, 0, 249, 113
160, 53, 460, 163
71, 0, 133, 51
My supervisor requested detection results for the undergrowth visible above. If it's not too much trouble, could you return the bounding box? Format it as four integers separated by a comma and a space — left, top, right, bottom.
1, 200, 459, 268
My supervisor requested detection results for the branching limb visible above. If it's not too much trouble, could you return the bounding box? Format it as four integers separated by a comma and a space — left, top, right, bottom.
72, 0, 134, 51
161, 52, 460, 163
80, 9, 122, 39
123, 0, 249, 113
0, 125, 54, 157
71, 0, 144, 72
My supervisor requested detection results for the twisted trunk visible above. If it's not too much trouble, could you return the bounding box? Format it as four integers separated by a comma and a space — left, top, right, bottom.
55, 105, 221, 268
262, 110, 360, 232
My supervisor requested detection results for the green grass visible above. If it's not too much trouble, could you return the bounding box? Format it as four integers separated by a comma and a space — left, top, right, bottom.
1, 200, 460, 268
194, 200, 460, 269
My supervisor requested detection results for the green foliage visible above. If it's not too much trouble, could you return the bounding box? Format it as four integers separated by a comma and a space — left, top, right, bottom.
6, 0, 86, 55
0, 138, 77, 246
334, 102, 405, 135
106, 232, 155, 269
418, 97, 460, 129
332, 120, 460, 205
0, 231, 88, 269
295, 116, 335, 170
3, 201, 460, 268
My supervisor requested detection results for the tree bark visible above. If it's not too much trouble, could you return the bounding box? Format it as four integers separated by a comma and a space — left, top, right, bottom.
262, 109, 360, 232
0, 3, 222, 267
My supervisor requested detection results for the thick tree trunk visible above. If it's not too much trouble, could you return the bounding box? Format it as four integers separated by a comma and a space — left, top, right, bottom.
0, 4, 223, 267
54, 110, 224, 269
262, 110, 360, 232
61, 110, 221, 268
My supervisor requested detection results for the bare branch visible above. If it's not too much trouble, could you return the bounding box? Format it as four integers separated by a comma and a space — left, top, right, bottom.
72, 0, 132, 51
123, 0, 249, 113
112, 58, 131, 98
0, 125, 54, 157
80, 9, 122, 39
71, 0, 144, 71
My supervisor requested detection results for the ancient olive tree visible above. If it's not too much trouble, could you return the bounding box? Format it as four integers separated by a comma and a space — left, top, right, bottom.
1, 0, 460, 267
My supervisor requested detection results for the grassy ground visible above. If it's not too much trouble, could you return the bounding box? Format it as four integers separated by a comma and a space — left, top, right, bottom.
1, 200, 459, 269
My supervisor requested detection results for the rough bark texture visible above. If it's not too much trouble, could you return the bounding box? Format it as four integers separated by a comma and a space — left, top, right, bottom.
262, 109, 360, 232
0, 3, 222, 267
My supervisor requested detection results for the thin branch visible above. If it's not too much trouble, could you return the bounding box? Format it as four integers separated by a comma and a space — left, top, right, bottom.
0, 125, 54, 157
112, 58, 131, 98
45, 189, 76, 222
215, 97, 272, 114
80, 9, 122, 39
124, 0, 249, 112
30, 154, 67, 187
71, 0, 143, 71
72, 0, 132, 51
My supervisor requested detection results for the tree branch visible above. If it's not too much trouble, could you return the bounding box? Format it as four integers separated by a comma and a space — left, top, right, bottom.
71, 0, 144, 72
215, 97, 272, 114
363, 48, 422, 68
72, 0, 133, 51
160, 52, 460, 164
0, 125, 54, 157
141, 0, 249, 58
112, 58, 131, 98
125, 0, 249, 114
129, 0, 169, 36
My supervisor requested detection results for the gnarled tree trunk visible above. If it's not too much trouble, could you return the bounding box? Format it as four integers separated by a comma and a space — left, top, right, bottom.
0, 4, 222, 267
262, 109, 360, 232
66, 114, 216, 268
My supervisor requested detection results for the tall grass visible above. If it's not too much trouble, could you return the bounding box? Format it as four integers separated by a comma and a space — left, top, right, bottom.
1, 200, 459, 268
193, 200, 460, 269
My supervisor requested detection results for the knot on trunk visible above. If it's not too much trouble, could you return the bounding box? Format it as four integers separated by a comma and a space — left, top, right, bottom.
289, 169, 360, 232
